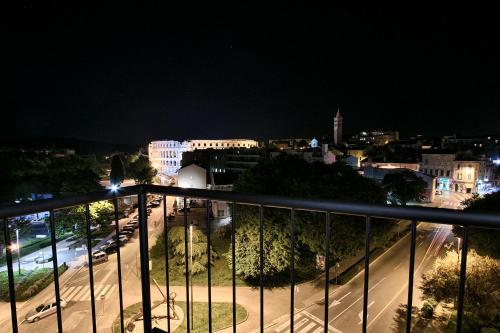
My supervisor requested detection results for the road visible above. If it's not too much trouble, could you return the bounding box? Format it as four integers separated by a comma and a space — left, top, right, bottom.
268, 222, 456, 333
267, 194, 464, 333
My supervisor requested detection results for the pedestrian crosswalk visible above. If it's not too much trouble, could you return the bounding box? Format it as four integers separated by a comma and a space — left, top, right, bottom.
59, 284, 117, 302
273, 312, 342, 333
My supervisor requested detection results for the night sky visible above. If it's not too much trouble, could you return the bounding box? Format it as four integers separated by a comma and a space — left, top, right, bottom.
6, 3, 500, 144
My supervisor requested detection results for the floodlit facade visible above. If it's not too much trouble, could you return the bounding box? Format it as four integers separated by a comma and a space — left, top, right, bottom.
149, 139, 259, 176
148, 140, 189, 176
421, 153, 495, 194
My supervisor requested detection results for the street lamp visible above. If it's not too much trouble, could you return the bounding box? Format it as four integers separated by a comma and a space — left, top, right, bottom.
10, 228, 21, 275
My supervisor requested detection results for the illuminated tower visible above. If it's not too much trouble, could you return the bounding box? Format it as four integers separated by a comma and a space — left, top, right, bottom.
334, 108, 343, 145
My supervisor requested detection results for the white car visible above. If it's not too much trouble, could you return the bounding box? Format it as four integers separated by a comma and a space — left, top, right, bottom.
25, 298, 67, 323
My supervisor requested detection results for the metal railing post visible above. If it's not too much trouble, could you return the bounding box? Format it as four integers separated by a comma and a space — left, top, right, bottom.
456, 225, 469, 333
85, 204, 97, 333
290, 209, 296, 333
183, 197, 191, 333
231, 202, 237, 333
405, 220, 417, 332
259, 205, 264, 333
2, 218, 18, 333
362, 216, 371, 333
113, 197, 125, 333
163, 195, 171, 333
207, 200, 213, 333
324, 212, 331, 332
138, 191, 152, 333
49, 210, 63, 333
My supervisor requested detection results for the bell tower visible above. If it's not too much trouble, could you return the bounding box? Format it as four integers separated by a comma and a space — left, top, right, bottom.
334, 108, 343, 145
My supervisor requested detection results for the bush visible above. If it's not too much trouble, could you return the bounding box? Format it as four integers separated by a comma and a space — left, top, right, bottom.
421, 298, 437, 319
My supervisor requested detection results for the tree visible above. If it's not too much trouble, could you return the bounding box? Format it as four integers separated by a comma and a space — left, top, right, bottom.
110, 155, 125, 186
420, 250, 500, 330
231, 155, 394, 279
52, 201, 114, 240
154, 226, 216, 275
382, 170, 427, 205
226, 211, 294, 279
127, 155, 157, 184
455, 191, 500, 258
46, 155, 103, 196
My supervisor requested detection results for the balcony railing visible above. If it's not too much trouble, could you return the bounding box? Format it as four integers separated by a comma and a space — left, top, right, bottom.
1, 184, 499, 333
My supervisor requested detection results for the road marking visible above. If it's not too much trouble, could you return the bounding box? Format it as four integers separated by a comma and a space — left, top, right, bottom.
357, 301, 375, 325
417, 241, 424, 247
329, 277, 386, 323
61, 286, 75, 298
298, 322, 316, 333
98, 285, 112, 297
65, 286, 83, 301
366, 229, 437, 329
303, 310, 342, 332
392, 262, 402, 271
274, 314, 302, 332
105, 284, 117, 299
329, 291, 351, 308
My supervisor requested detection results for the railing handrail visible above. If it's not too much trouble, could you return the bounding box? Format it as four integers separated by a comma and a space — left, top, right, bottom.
1, 184, 499, 228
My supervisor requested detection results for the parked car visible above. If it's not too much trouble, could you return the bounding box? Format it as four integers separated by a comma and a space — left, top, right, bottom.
127, 220, 139, 229
112, 235, 129, 244
435, 190, 442, 195
35, 256, 53, 264
178, 207, 191, 213
100, 242, 118, 254
149, 200, 161, 207
121, 227, 135, 235
119, 229, 134, 237
92, 251, 108, 264
25, 299, 67, 323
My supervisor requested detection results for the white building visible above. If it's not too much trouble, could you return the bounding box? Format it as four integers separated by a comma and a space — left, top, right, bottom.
421, 153, 495, 194
148, 140, 189, 176
149, 139, 259, 177
178, 164, 207, 189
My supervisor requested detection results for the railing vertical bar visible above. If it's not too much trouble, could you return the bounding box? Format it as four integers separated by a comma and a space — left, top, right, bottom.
259, 205, 264, 333
456, 225, 469, 333
405, 220, 417, 333
163, 195, 171, 333
207, 200, 213, 333
85, 204, 97, 333
183, 197, 191, 333
113, 197, 125, 333
2, 218, 18, 333
138, 192, 152, 333
290, 208, 296, 333
49, 209, 63, 333
324, 212, 331, 333
231, 202, 237, 333
362, 216, 371, 333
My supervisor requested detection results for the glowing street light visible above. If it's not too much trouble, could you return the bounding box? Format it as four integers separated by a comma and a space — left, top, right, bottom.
10, 228, 21, 275
110, 184, 119, 192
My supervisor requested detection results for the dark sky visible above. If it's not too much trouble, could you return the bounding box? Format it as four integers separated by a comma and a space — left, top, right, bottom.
6, 2, 500, 144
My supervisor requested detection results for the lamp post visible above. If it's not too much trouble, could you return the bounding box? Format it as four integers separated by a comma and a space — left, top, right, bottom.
189, 223, 194, 330
11, 228, 21, 275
